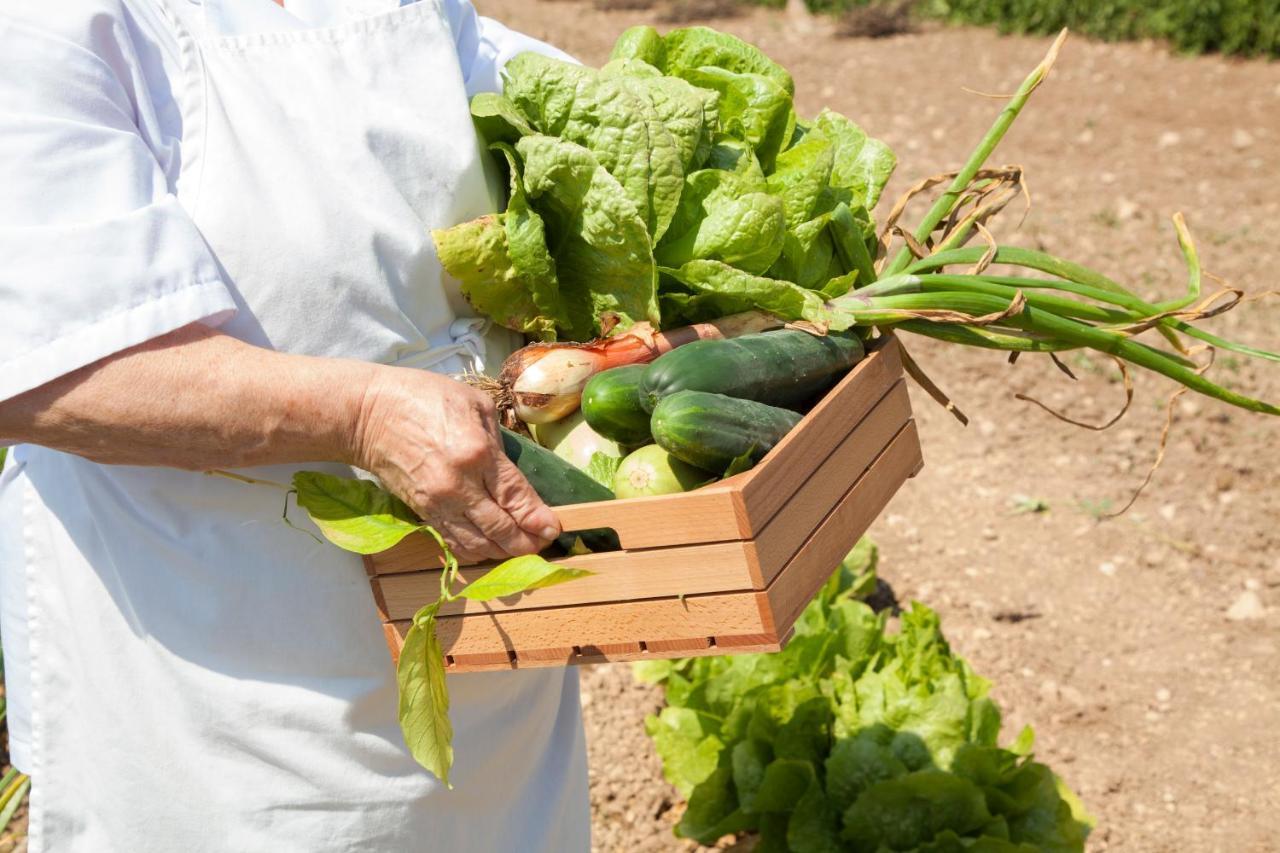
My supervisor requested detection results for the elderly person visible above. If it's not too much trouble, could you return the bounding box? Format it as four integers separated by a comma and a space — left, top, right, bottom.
0, 1, 590, 849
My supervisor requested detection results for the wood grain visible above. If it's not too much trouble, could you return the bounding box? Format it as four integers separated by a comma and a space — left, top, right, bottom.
376, 539, 759, 620
385, 591, 777, 659
752, 381, 913, 583
766, 421, 923, 632
737, 335, 903, 530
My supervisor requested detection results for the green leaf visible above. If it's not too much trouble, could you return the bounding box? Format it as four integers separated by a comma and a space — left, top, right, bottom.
458, 554, 592, 602
432, 144, 564, 340
787, 782, 844, 853
291, 472, 422, 555
603, 65, 719, 172
517, 134, 660, 338
766, 131, 836, 230
654, 176, 786, 275
676, 766, 757, 844
645, 707, 725, 798
722, 448, 756, 478
752, 759, 817, 813
814, 108, 897, 211
661, 260, 857, 331
504, 53, 684, 242
609, 24, 666, 67
397, 604, 453, 786
585, 451, 623, 489
681, 66, 795, 172
731, 739, 771, 812
661, 26, 794, 96
842, 770, 993, 848
469, 92, 535, 146
825, 727, 909, 813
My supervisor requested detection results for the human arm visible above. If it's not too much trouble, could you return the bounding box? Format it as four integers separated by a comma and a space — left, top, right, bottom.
0, 322, 559, 563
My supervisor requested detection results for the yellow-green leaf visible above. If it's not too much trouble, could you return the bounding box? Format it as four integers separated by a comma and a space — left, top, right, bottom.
397, 605, 454, 787
459, 554, 593, 602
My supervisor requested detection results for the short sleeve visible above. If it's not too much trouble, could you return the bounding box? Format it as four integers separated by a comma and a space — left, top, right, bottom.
0, 3, 237, 403
441, 0, 579, 97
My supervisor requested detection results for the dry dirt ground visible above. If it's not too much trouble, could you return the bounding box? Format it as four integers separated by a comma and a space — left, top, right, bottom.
479, 2, 1280, 851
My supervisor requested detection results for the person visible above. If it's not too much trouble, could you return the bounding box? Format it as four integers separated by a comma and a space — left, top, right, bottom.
0, 1, 593, 850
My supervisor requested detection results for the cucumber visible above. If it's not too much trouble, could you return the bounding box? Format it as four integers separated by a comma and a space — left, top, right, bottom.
613, 444, 711, 499
581, 364, 653, 446
530, 411, 624, 472
651, 391, 802, 473
640, 329, 864, 412
500, 427, 619, 551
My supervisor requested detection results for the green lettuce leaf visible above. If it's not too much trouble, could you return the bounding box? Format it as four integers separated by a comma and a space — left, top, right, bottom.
661, 260, 857, 330
677, 766, 757, 844
655, 170, 786, 275
469, 92, 535, 146
432, 144, 564, 339
681, 66, 795, 172
645, 706, 725, 798
504, 53, 684, 241
814, 108, 897, 211
603, 62, 720, 172
661, 26, 794, 96
842, 770, 993, 849
767, 130, 836, 229
517, 134, 660, 338
609, 24, 666, 67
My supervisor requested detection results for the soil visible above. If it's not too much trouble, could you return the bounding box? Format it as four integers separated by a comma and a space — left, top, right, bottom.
478, 2, 1280, 851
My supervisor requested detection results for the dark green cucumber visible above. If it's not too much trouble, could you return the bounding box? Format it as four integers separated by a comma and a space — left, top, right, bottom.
640, 329, 865, 412
581, 364, 653, 446
651, 391, 802, 474
500, 427, 619, 551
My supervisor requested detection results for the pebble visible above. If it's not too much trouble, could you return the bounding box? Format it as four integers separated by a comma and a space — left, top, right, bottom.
1231, 128, 1255, 149
972, 627, 993, 641
1155, 687, 1172, 703
1116, 198, 1140, 221
1226, 589, 1266, 621
1244, 578, 1261, 591
981, 527, 998, 541
1159, 504, 1178, 522
1099, 561, 1118, 577
1140, 549, 1163, 568
1157, 130, 1181, 148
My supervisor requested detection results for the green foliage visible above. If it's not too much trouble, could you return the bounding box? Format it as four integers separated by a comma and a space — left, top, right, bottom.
291, 471, 591, 784
932, 0, 1280, 57
434, 26, 894, 341
638, 542, 1092, 850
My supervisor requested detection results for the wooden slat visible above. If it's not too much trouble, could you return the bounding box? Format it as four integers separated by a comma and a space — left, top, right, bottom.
766, 421, 923, 634
436, 637, 786, 673
752, 380, 913, 584
736, 336, 903, 531
385, 591, 777, 659
376, 539, 759, 620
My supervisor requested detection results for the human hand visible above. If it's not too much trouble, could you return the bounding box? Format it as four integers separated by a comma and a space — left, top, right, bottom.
349, 367, 560, 563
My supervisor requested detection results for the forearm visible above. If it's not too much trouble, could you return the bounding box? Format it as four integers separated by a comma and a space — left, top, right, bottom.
0, 323, 374, 470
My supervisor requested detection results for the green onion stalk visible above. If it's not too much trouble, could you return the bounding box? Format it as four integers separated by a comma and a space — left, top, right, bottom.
841, 29, 1278, 417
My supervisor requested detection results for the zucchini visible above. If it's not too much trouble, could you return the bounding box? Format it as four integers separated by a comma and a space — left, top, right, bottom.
581, 364, 653, 446
640, 329, 864, 412
500, 427, 619, 551
651, 391, 802, 473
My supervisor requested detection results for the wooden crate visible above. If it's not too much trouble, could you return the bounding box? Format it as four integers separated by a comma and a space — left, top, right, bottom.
365, 335, 923, 672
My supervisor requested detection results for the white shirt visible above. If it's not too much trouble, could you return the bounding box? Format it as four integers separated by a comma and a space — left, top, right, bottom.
0, 2, 589, 850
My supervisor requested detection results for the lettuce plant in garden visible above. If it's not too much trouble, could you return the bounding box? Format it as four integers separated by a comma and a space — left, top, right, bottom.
637, 542, 1093, 851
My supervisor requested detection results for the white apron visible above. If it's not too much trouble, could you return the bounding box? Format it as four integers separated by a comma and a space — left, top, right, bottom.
0, 1, 589, 850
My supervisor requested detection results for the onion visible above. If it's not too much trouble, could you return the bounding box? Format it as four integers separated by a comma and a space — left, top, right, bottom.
500, 312, 781, 424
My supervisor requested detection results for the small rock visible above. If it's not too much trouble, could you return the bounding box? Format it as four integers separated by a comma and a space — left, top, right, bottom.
1078, 128, 1094, 144
1245, 578, 1261, 591
1231, 128, 1255, 149
1140, 549, 1162, 568
1145, 710, 1161, 722
1159, 504, 1178, 522
981, 527, 998, 541
1226, 590, 1266, 621
1155, 687, 1172, 703
1099, 561, 1118, 577
1116, 198, 1140, 221
1157, 130, 1181, 149
1100, 171, 1117, 184
972, 627, 993, 641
